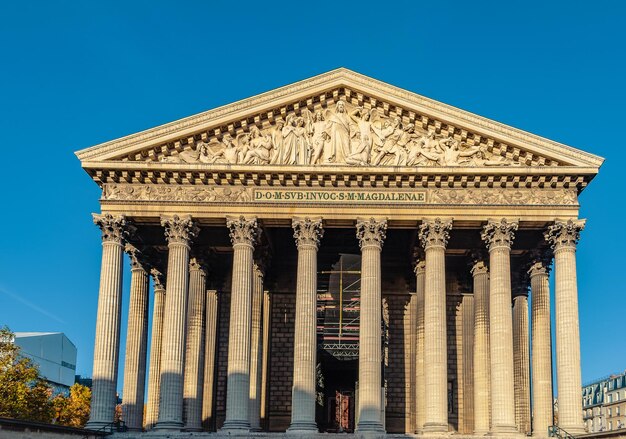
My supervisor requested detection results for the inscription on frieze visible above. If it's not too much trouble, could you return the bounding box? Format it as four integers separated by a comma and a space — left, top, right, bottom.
102, 184, 577, 206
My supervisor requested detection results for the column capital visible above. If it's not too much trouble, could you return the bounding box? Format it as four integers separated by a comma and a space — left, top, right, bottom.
150, 268, 166, 292
414, 259, 426, 275
470, 260, 489, 276
528, 261, 548, 278
544, 219, 585, 251
226, 215, 259, 248
189, 256, 208, 273
356, 217, 387, 250
125, 244, 149, 271
93, 213, 133, 244
418, 218, 452, 250
292, 217, 324, 250
481, 218, 518, 251
161, 215, 199, 246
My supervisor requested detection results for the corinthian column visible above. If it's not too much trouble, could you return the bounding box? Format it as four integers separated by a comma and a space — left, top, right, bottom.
183, 258, 208, 431
355, 218, 387, 434
414, 260, 426, 433
250, 261, 266, 431
86, 214, 129, 430
156, 215, 199, 431
202, 289, 218, 431
288, 217, 323, 433
145, 269, 166, 430
481, 219, 518, 434
529, 260, 554, 437
222, 216, 259, 432
471, 260, 491, 435
419, 218, 452, 433
545, 220, 585, 434
513, 293, 531, 434
121, 245, 150, 431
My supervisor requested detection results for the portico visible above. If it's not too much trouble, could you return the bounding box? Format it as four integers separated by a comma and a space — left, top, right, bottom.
78, 68, 602, 436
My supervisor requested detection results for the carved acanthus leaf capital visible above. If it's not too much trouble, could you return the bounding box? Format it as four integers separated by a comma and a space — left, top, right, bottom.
419, 218, 452, 250
481, 218, 518, 251
414, 260, 426, 276
150, 267, 165, 291
125, 244, 149, 271
471, 260, 489, 276
189, 256, 208, 273
226, 216, 259, 247
93, 213, 133, 244
292, 217, 324, 250
356, 218, 387, 250
528, 261, 548, 278
544, 219, 585, 251
161, 215, 199, 246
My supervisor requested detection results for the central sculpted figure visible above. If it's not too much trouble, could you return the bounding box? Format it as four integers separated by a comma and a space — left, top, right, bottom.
326, 100, 351, 163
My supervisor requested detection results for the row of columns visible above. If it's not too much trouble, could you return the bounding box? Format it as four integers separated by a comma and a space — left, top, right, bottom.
87, 213, 586, 436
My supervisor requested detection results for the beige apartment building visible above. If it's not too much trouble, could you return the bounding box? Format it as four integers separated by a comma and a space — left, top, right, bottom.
77, 69, 603, 436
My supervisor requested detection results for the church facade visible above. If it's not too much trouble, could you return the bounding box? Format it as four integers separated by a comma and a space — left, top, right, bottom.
77, 69, 603, 436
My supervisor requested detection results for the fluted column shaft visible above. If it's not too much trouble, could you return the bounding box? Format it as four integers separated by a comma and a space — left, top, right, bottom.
183, 259, 207, 431
482, 219, 518, 434
260, 290, 272, 426
202, 289, 218, 430
546, 220, 585, 434
472, 261, 491, 435
530, 262, 553, 437
249, 264, 265, 431
121, 247, 150, 431
414, 261, 426, 433
145, 271, 166, 430
355, 218, 387, 433
156, 215, 199, 430
513, 295, 531, 434
222, 216, 258, 432
86, 214, 128, 430
288, 218, 323, 433
419, 218, 452, 433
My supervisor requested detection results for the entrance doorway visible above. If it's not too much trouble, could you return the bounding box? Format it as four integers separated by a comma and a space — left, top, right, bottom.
316, 253, 361, 432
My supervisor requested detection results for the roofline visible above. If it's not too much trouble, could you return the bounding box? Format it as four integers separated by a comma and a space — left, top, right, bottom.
75, 68, 605, 168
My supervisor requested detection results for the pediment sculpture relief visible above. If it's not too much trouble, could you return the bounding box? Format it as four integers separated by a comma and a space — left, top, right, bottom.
161, 99, 523, 167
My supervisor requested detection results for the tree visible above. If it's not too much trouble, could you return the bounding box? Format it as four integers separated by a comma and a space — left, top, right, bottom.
0, 326, 55, 422
53, 383, 91, 427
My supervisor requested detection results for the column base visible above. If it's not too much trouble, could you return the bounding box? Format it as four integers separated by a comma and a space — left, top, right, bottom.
422, 421, 448, 433
355, 420, 386, 434
287, 421, 318, 434
85, 421, 114, 432
154, 420, 184, 431
220, 419, 250, 433
489, 424, 518, 435
183, 426, 203, 432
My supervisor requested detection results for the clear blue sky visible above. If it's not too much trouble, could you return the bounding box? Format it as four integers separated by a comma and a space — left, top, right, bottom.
0, 1, 624, 392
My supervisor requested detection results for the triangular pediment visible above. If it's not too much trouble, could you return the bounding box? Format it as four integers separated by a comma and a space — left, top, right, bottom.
76, 68, 603, 171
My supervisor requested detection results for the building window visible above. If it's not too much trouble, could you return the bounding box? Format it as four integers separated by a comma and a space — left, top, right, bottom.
617, 406, 620, 415
609, 421, 613, 430
618, 393, 621, 402
609, 408, 612, 417
609, 395, 613, 403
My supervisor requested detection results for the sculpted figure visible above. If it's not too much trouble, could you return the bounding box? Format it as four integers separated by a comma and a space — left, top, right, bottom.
281, 115, 308, 165
424, 137, 481, 166
269, 118, 286, 164
345, 107, 376, 166
243, 126, 273, 164
220, 133, 247, 164
325, 100, 352, 163
303, 109, 329, 165
372, 117, 406, 166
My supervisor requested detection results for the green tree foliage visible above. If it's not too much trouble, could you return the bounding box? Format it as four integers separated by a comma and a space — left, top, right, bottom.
0, 326, 55, 422
53, 383, 91, 427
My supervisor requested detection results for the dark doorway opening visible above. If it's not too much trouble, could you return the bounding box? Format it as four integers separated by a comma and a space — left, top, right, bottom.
317, 352, 358, 432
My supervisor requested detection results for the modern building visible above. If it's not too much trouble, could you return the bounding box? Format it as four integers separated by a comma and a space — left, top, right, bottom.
76, 69, 603, 436
13, 332, 77, 395
583, 372, 626, 433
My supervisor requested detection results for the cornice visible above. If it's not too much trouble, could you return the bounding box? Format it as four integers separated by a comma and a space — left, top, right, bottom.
74, 68, 604, 169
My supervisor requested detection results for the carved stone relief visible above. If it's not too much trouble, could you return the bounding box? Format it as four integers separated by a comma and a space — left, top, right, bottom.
101, 184, 578, 206
157, 98, 528, 168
